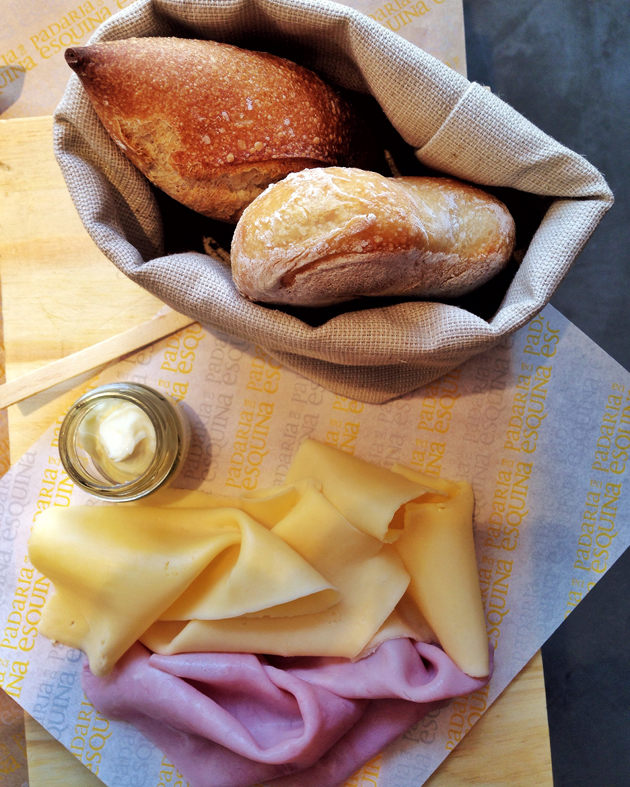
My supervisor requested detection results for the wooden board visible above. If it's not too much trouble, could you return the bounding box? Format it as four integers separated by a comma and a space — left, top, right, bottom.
0, 116, 165, 459
0, 116, 553, 787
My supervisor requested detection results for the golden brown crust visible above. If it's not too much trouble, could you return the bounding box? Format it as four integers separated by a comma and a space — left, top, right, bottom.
66, 38, 378, 222
231, 168, 516, 306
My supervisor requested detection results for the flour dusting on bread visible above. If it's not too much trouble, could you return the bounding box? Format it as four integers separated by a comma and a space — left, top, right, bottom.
231, 168, 516, 307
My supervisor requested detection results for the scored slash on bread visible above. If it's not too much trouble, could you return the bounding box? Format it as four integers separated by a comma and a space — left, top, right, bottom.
231, 167, 516, 307
65, 37, 380, 223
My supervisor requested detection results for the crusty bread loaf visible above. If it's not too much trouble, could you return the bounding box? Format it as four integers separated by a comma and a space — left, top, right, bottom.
65, 38, 378, 223
231, 168, 516, 307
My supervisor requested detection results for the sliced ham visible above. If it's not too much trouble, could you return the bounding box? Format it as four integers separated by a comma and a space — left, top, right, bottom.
82, 639, 492, 787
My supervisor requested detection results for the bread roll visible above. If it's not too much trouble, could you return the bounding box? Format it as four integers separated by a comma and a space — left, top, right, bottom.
65, 38, 378, 223
231, 168, 516, 307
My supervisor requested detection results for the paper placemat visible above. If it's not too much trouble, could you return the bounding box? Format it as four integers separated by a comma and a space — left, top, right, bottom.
0, 303, 628, 787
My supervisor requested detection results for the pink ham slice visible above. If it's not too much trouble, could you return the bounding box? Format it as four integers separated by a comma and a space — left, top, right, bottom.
82, 639, 492, 787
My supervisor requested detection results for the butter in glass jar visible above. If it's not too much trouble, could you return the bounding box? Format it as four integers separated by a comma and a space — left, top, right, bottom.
58, 383, 189, 501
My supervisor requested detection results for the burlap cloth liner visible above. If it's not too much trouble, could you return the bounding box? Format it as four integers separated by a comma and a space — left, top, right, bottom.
53, 0, 613, 404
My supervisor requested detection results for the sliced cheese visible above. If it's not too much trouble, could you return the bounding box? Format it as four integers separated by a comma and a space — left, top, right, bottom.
143, 486, 410, 658
286, 440, 433, 542
30, 439, 490, 677
161, 508, 338, 621
30, 503, 336, 675
30, 505, 238, 676
394, 481, 489, 678
142, 548, 406, 658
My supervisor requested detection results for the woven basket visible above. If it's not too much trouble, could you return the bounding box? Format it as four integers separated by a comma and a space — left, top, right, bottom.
54, 0, 613, 403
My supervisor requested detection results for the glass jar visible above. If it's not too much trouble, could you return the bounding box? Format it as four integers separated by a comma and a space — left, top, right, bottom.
58, 382, 190, 502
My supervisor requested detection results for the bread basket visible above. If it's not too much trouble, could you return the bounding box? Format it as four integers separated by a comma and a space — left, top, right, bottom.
53, 0, 613, 404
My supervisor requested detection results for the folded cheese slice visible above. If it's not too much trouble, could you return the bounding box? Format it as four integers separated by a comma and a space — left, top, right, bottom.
30, 503, 337, 676
393, 471, 489, 678
286, 440, 433, 542
142, 485, 410, 658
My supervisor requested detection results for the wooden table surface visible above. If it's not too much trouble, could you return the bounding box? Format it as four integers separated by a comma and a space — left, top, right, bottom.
0, 116, 553, 787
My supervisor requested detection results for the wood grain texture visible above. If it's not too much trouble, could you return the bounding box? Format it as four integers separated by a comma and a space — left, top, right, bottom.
0, 115, 164, 464
0, 116, 553, 787
24, 714, 102, 787
0, 308, 195, 409
426, 653, 552, 787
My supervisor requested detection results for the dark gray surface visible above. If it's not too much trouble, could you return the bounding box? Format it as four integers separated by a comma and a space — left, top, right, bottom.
463, 2, 630, 785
